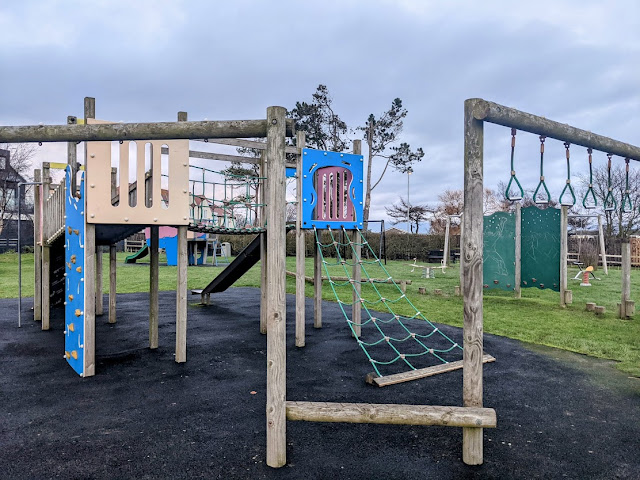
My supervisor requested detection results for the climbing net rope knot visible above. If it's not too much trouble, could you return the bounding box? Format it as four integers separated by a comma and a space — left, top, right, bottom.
312, 226, 463, 378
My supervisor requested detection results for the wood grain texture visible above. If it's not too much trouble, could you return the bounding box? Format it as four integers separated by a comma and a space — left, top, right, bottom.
620, 240, 631, 318
175, 226, 187, 362
368, 355, 495, 387
95, 246, 103, 315
265, 106, 287, 468
260, 152, 267, 335
84, 224, 96, 377
462, 99, 485, 465
295, 132, 306, 347
41, 246, 50, 331
314, 234, 322, 329
598, 215, 608, 275
472, 99, 640, 161
286, 402, 496, 428
149, 226, 159, 346
193, 137, 299, 154
443, 216, 450, 268
109, 245, 116, 324
33, 169, 42, 322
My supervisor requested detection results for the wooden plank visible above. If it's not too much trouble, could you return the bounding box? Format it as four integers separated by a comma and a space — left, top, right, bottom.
285, 271, 411, 285
295, 132, 306, 347
95, 246, 103, 315
0, 118, 295, 143
459, 214, 464, 297
193, 137, 299, 154
314, 232, 322, 328
560, 206, 568, 307
109, 245, 116, 324
84, 223, 96, 377
175, 225, 187, 362
514, 203, 521, 298
443, 216, 450, 268
462, 99, 485, 465
41, 245, 50, 331
598, 215, 608, 275
286, 401, 496, 428
265, 106, 287, 468
150, 226, 159, 346
368, 355, 495, 387
620, 240, 631, 318
259, 152, 267, 335
33, 169, 42, 322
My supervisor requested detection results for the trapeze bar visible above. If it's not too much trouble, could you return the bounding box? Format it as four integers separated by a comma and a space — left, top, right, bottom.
0, 118, 295, 144
471, 99, 640, 162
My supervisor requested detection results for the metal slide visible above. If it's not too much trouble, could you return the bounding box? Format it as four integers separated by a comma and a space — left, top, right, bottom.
191, 234, 261, 296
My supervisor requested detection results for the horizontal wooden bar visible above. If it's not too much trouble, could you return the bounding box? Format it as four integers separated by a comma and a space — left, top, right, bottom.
193, 137, 299, 154
367, 354, 495, 387
286, 401, 497, 428
0, 118, 294, 143
471, 98, 640, 161
285, 271, 411, 285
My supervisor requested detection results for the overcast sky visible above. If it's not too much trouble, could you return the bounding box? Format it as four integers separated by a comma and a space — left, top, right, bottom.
1, 1, 638, 229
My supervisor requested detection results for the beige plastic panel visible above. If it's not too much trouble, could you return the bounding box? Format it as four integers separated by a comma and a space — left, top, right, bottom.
85, 119, 189, 225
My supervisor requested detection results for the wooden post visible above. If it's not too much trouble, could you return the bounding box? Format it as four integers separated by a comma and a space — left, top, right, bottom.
459, 214, 464, 297
462, 99, 485, 465
352, 140, 362, 337
265, 106, 287, 468
41, 244, 50, 331
84, 223, 96, 377
443, 216, 450, 268
598, 215, 608, 275
33, 169, 42, 321
560, 206, 568, 307
514, 203, 522, 298
260, 151, 268, 335
295, 132, 306, 346
175, 225, 187, 362
109, 245, 116, 324
620, 239, 631, 319
314, 233, 322, 329
150, 226, 159, 346
96, 246, 103, 315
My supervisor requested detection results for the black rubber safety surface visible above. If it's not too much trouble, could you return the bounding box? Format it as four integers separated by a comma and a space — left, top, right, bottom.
1, 289, 639, 480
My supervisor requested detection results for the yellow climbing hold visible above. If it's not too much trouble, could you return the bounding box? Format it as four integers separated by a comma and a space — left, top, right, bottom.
75, 309, 82, 317
68, 294, 73, 301
71, 351, 78, 360
73, 229, 79, 235
71, 254, 77, 264
65, 351, 71, 359
76, 266, 82, 273
68, 323, 75, 332
68, 226, 72, 235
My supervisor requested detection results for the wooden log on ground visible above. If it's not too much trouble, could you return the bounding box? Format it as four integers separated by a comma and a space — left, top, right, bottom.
434, 289, 443, 296
418, 287, 426, 295
594, 305, 606, 315
286, 401, 496, 428
454, 285, 461, 296
564, 290, 573, 305
585, 302, 596, 312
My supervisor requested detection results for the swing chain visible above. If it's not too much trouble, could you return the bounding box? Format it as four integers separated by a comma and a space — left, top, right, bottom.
559, 142, 576, 207
604, 153, 617, 212
622, 157, 633, 213
505, 128, 524, 201
533, 136, 551, 204
582, 148, 597, 209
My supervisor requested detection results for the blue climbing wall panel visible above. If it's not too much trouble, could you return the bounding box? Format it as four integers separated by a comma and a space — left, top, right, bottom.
301, 148, 363, 230
64, 167, 86, 376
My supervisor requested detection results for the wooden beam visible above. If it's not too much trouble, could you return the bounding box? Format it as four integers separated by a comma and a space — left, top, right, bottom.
33, 169, 42, 322
84, 224, 96, 377
462, 99, 485, 465
0, 118, 295, 144
295, 132, 306, 347
265, 106, 287, 468
193, 137, 299, 154
109, 245, 116, 324
443, 216, 450, 268
560, 206, 568, 307
598, 215, 608, 275
472, 99, 640, 161
259, 152, 267, 335
352, 140, 363, 338
175, 225, 187, 362
286, 402, 497, 429
150, 226, 159, 346
95, 246, 103, 315
285, 271, 411, 285
314, 233, 323, 329
367, 355, 495, 387
620, 239, 631, 319
41, 245, 50, 331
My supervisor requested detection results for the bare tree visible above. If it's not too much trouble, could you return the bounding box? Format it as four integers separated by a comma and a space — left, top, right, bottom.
0, 143, 35, 235
385, 197, 430, 233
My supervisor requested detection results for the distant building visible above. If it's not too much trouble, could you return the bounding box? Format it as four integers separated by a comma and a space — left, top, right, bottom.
0, 149, 34, 252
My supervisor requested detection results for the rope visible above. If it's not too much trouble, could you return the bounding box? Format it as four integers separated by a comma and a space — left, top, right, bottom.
582, 148, 597, 209
313, 227, 462, 378
558, 142, 576, 207
622, 157, 633, 213
505, 128, 524, 201
604, 154, 617, 212
533, 136, 551, 204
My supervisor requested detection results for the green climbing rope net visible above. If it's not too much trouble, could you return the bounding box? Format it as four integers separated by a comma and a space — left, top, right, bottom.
314, 226, 463, 378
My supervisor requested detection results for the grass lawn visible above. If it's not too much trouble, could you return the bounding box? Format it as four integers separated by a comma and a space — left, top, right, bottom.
2, 250, 639, 377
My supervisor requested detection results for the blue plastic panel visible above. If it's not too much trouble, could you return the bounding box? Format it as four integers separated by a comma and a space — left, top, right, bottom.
64, 166, 86, 376
285, 167, 296, 178
301, 148, 363, 230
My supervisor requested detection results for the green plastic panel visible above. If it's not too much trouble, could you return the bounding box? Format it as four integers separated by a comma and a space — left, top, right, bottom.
483, 211, 516, 291
521, 206, 560, 291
